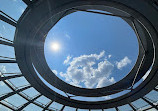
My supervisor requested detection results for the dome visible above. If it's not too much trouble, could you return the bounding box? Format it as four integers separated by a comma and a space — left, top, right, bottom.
0, 0, 158, 111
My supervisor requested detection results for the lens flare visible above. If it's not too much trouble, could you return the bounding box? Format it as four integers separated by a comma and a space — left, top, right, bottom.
51, 42, 60, 51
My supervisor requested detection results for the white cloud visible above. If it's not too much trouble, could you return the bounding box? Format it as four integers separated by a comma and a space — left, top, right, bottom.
63, 55, 72, 65
116, 56, 131, 70
96, 77, 115, 88
108, 55, 112, 58
60, 51, 115, 88
69, 81, 82, 87
52, 69, 58, 75
65, 34, 71, 39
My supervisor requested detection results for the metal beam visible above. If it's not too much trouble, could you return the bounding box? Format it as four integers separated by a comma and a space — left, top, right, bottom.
22, 0, 32, 6
0, 79, 37, 109
0, 11, 16, 22
154, 88, 158, 91
132, 20, 146, 53
0, 56, 15, 60
131, 54, 145, 89
2, 73, 21, 75
42, 101, 53, 111
143, 106, 157, 111
129, 103, 137, 111
0, 74, 23, 81
16, 94, 41, 111
115, 107, 119, 111
0, 85, 31, 101
0, 40, 14, 47
18, 93, 45, 109
60, 105, 65, 111
0, 37, 13, 43
2, 80, 15, 91
0, 14, 16, 27
0, 101, 15, 110
72, 8, 131, 19
142, 98, 158, 110
0, 59, 16, 63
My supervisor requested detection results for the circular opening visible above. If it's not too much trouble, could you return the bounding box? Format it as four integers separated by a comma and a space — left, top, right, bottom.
44, 10, 139, 89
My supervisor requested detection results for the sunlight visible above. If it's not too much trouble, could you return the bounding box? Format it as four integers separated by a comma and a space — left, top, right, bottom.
51, 42, 60, 51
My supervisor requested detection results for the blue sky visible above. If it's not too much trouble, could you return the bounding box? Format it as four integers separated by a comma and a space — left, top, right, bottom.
44, 10, 139, 88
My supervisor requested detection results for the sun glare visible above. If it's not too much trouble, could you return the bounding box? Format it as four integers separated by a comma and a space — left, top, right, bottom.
51, 42, 60, 51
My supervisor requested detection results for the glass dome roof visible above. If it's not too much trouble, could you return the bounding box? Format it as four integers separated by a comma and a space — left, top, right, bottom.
0, 0, 158, 111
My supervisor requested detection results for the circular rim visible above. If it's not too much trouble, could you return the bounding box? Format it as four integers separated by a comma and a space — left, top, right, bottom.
14, 0, 158, 109
24, 3, 153, 97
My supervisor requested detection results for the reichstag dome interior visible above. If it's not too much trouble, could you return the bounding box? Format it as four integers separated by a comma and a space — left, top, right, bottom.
0, 0, 158, 111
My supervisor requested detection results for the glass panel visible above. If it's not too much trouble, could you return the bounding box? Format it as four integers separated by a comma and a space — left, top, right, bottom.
49, 102, 63, 110
104, 108, 116, 111
108, 90, 130, 100
78, 109, 89, 111
4, 94, 27, 107
7, 77, 30, 88
0, 104, 12, 111
64, 106, 76, 111
147, 108, 157, 111
142, 68, 151, 81
0, 0, 27, 20
132, 78, 143, 89
20, 87, 40, 98
145, 90, 158, 102
91, 109, 103, 111
137, 105, 152, 111
0, 64, 20, 74
0, 81, 12, 96
35, 96, 51, 105
132, 99, 150, 109
23, 103, 43, 111
118, 104, 133, 111
0, 45, 15, 59
71, 96, 111, 102
0, 21, 15, 41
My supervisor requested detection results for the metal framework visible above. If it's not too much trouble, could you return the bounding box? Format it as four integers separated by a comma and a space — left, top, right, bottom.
0, 10, 17, 27
142, 98, 158, 110
0, 0, 158, 110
